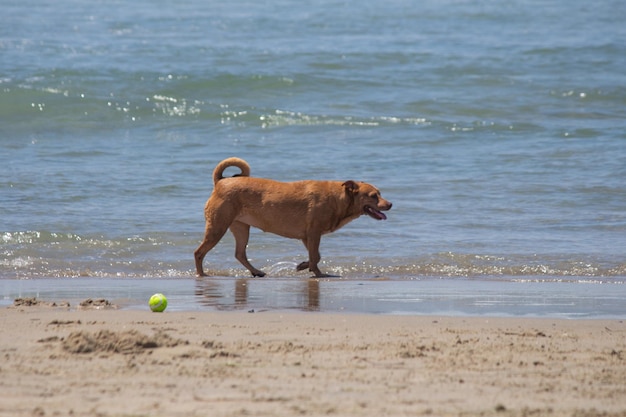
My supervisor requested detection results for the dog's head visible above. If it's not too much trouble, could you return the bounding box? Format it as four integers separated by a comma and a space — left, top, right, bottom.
343, 180, 392, 220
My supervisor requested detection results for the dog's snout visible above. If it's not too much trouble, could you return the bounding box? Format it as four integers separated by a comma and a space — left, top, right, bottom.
380, 200, 392, 210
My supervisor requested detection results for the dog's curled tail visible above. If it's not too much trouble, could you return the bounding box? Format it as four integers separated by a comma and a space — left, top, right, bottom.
213, 157, 251, 185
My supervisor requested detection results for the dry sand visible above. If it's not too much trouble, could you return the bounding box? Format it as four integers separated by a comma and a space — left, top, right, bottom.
1, 300, 625, 417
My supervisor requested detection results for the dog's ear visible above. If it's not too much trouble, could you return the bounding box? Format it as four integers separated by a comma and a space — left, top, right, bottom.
342, 180, 360, 194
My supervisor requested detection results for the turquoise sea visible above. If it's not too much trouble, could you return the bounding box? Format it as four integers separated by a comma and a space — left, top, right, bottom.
2, 0, 625, 317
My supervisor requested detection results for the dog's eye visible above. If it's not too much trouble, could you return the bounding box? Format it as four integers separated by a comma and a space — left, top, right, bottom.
369, 193, 379, 200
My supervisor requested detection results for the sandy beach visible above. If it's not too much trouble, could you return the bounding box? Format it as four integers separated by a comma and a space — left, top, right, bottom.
1, 301, 625, 417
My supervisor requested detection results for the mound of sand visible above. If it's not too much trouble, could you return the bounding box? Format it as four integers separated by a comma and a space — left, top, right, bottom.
62, 329, 187, 354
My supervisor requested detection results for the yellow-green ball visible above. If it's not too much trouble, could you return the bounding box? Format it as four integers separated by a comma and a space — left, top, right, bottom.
149, 293, 167, 312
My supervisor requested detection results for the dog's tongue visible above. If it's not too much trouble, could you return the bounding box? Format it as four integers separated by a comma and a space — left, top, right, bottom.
365, 206, 387, 220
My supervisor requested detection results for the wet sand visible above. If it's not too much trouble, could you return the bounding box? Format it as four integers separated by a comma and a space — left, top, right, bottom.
1, 302, 625, 417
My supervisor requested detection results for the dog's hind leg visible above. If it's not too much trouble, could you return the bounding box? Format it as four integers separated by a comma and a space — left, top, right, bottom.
194, 221, 229, 277
230, 221, 266, 277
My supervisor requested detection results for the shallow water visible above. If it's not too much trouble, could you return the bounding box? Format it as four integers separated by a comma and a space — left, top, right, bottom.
2, 277, 625, 319
2, 0, 625, 317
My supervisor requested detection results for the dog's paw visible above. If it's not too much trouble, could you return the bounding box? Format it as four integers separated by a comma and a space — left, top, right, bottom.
296, 261, 309, 271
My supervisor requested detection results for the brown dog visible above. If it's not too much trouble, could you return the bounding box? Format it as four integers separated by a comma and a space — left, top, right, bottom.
194, 157, 392, 277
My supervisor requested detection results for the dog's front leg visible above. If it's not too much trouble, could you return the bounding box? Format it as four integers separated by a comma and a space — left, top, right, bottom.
300, 234, 329, 278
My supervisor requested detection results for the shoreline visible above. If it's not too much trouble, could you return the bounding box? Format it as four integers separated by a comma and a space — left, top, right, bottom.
1, 305, 625, 417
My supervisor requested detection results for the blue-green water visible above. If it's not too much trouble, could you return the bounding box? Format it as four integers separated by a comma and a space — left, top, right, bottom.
2, 0, 625, 316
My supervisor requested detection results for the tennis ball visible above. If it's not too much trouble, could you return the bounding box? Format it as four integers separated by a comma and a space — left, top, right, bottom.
149, 293, 167, 312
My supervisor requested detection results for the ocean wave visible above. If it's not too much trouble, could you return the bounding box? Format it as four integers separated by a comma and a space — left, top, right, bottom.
10, 72, 610, 135
259, 109, 429, 128
2, 79, 433, 130
2, 232, 624, 281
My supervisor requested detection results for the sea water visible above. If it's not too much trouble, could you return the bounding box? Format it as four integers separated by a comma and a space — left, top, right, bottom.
2, 0, 625, 317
